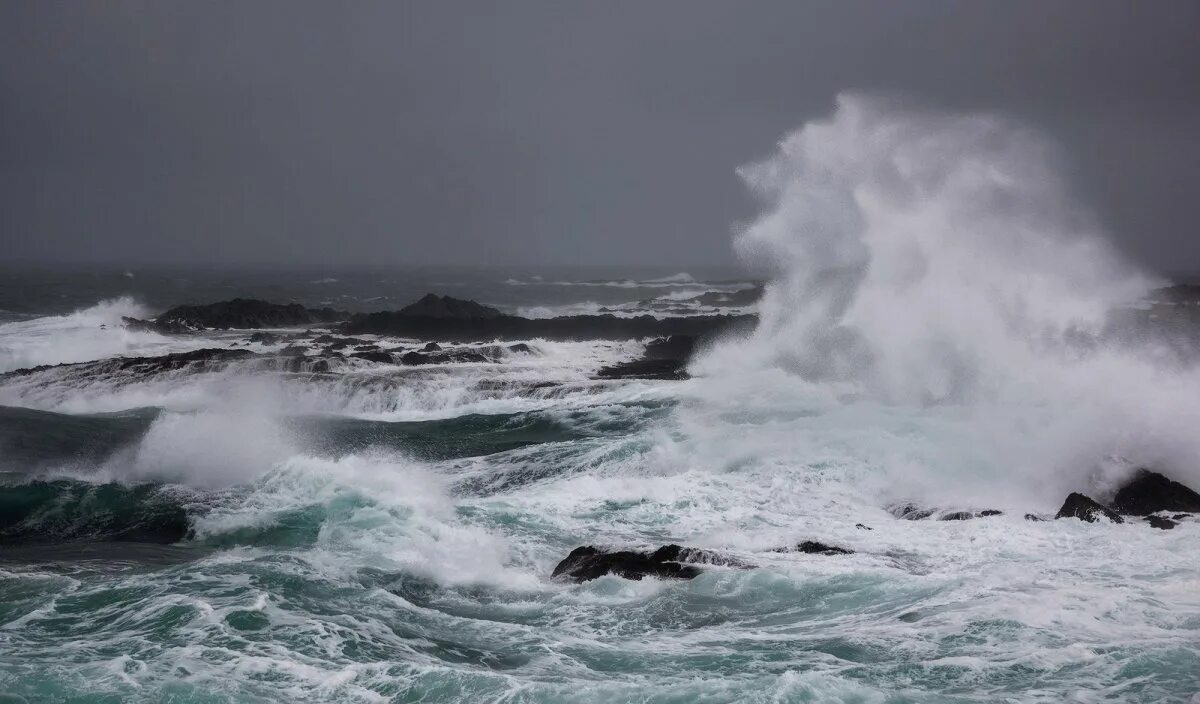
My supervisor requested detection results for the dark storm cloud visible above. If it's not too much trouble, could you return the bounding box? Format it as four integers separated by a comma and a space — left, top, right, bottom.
1, 1, 1197, 270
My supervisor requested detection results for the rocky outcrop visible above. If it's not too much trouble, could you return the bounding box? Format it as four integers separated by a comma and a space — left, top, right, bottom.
342, 295, 755, 342
1110, 469, 1200, 515
595, 335, 697, 380
1055, 493, 1123, 523
551, 545, 705, 583
153, 299, 349, 331
778, 541, 854, 555
400, 294, 503, 319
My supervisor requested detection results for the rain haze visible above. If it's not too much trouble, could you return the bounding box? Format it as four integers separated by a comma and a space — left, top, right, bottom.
1, 1, 1198, 270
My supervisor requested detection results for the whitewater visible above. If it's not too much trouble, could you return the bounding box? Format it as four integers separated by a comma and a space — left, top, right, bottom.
0, 95, 1198, 703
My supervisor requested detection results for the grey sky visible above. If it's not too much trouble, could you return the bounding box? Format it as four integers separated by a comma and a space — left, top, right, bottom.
2, 1, 1197, 271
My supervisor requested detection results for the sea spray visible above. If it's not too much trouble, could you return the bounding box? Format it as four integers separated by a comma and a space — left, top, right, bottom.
694, 93, 1200, 497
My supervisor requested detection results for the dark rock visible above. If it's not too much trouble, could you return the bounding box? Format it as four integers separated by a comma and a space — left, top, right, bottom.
940, 511, 974, 521
643, 335, 696, 360
649, 544, 754, 568
351, 351, 393, 364
154, 298, 349, 330
248, 332, 281, 345
1055, 493, 1123, 523
1024, 513, 1045, 522
122, 316, 192, 335
400, 294, 503, 320
792, 540, 853, 555
507, 343, 534, 354
978, 509, 1003, 517
596, 358, 689, 381
354, 344, 380, 351
422, 342, 443, 352
855, 523, 873, 530
1147, 515, 1178, 530
279, 345, 308, 356
551, 545, 704, 583
342, 295, 756, 342
1172, 513, 1193, 520
1110, 469, 1200, 516
400, 351, 431, 365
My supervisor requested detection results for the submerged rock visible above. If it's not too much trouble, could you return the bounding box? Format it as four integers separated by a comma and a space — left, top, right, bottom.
551, 545, 704, 583
889, 504, 1003, 521
1110, 469, 1200, 516
1055, 493, 1123, 523
1146, 515, 1178, 530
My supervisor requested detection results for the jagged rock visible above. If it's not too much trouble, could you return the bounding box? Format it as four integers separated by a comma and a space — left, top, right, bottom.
790, 541, 853, 555
1055, 493, 1123, 523
422, 342, 443, 352
351, 351, 393, 364
1110, 469, 1200, 515
154, 299, 348, 330
856, 523, 873, 530
400, 351, 431, 365
551, 545, 704, 583
342, 295, 755, 342
248, 332, 281, 345
1024, 513, 1046, 522
596, 358, 689, 380
1146, 515, 1178, 530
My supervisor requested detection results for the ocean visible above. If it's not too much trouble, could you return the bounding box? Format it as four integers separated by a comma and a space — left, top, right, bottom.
2, 97, 1199, 703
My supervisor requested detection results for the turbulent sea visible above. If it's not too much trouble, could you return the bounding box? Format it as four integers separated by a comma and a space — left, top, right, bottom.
3, 98, 1200, 703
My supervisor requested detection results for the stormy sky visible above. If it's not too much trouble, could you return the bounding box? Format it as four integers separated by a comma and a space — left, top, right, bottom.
2, 1, 1198, 272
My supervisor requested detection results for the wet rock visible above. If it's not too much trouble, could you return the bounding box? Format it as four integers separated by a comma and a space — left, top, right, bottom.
1055, 493, 1123, 523
400, 351, 431, 365
354, 344, 379, 351
422, 342, 443, 352
792, 541, 853, 555
1110, 469, 1200, 516
855, 523, 873, 530
643, 335, 696, 360
1024, 513, 1046, 522
351, 351, 393, 364
596, 358, 689, 380
507, 343, 534, 354
889, 503, 936, 520
890, 504, 1002, 521
342, 295, 755, 342
155, 298, 348, 330
1146, 515, 1178, 530
248, 332, 281, 345
279, 345, 307, 356
551, 545, 704, 583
